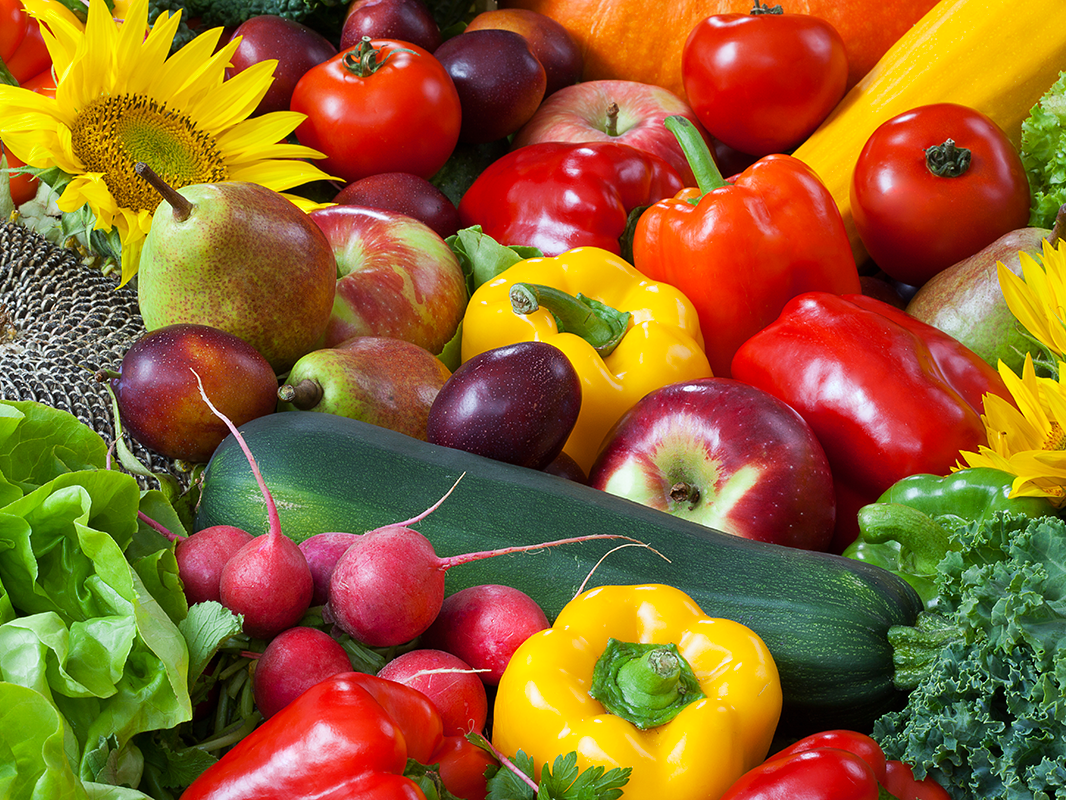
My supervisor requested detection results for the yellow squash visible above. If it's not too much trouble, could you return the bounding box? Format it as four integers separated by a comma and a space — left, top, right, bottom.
791, 0, 1066, 266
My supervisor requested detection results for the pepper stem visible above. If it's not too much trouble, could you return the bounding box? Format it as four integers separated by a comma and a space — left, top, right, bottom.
924, 138, 971, 178
510, 282, 630, 356
589, 639, 704, 729
664, 115, 727, 200
855, 503, 953, 574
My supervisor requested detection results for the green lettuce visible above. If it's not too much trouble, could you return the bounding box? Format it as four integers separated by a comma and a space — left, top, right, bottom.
873, 512, 1066, 799
1020, 70, 1066, 229
0, 400, 192, 798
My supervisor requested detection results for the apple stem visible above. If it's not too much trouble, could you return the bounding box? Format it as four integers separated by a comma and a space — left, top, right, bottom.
277, 378, 324, 410
605, 101, 620, 137
669, 482, 700, 511
135, 162, 193, 223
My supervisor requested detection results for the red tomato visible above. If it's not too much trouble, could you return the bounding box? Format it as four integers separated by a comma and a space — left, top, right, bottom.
2, 142, 38, 206
5, 16, 51, 84
1, 0, 29, 63
850, 102, 1031, 287
681, 3, 848, 157
291, 38, 462, 184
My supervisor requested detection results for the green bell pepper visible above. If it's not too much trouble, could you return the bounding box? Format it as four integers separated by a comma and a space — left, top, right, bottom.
843, 467, 1057, 610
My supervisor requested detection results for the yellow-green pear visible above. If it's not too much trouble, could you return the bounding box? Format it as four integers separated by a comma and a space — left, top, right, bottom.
135, 163, 336, 372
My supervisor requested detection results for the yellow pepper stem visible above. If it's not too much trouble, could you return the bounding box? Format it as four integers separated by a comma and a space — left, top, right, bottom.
509, 282, 631, 356
589, 638, 705, 729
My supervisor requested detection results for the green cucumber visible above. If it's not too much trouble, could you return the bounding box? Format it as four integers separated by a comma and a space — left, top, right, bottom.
195, 411, 922, 733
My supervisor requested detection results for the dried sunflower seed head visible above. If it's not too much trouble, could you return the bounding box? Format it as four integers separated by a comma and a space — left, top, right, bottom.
1, 220, 190, 489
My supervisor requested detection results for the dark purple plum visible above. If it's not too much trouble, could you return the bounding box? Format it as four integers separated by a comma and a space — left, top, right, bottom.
427, 341, 580, 469
333, 172, 461, 239
108, 323, 279, 464
464, 7, 583, 98
433, 28, 547, 144
340, 0, 442, 54
227, 15, 338, 115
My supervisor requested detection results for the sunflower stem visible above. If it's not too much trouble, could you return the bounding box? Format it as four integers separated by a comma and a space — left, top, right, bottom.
135, 162, 193, 223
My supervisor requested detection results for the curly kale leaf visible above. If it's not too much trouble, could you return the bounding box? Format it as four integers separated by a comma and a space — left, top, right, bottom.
1020, 70, 1066, 229
873, 512, 1066, 800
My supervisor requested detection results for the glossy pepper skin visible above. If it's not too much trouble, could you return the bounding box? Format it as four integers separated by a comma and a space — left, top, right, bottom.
731, 291, 1012, 554
844, 467, 1058, 610
720, 729, 951, 800
460, 247, 713, 474
492, 583, 782, 800
456, 140, 684, 257
179, 671, 491, 800
632, 116, 861, 377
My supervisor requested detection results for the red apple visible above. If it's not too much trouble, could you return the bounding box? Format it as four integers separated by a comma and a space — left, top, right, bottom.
308, 205, 468, 355
588, 377, 836, 551
226, 15, 338, 115
464, 7, 582, 98
511, 79, 715, 187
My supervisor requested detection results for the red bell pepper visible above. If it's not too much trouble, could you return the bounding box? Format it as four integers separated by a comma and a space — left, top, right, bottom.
456, 140, 684, 257
720, 729, 951, 800
731, 291, 1011, 553
631, 116, 861, 377
179, 671, 495, 800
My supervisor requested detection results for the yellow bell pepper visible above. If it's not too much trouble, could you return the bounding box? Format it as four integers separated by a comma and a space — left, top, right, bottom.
493, 583, 782, 800
460, 247, 713, 474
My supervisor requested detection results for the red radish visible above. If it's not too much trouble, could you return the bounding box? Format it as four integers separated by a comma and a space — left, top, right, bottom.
377, 649, 488, 736
191, 370, 314, 640
421, 584, 549, 685
298, 531, 360, 606
327, 478, 643, 647
175, 525, 255, 606
251, 626, 353, 719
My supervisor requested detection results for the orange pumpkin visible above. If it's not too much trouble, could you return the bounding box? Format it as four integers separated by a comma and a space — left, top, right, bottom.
499, 0, 941, 100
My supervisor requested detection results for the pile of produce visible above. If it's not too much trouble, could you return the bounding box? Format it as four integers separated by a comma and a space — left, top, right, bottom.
3, 0, 1066, 798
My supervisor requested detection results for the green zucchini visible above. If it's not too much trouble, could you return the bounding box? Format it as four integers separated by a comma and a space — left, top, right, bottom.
195, 410, 922, 733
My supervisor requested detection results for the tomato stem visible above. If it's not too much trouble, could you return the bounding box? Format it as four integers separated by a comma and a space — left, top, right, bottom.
749, 0, 784, 14
924, 138, 971, 178
664, 114, 727, 199
342, 36, 418, 77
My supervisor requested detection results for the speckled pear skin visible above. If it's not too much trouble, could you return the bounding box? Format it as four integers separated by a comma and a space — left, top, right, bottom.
137, 182, 337, 372
906, 226, 1051, 375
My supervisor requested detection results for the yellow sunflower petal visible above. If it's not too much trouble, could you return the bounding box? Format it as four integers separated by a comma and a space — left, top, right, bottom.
2, 0, 325, 282
188, 60, 279, 131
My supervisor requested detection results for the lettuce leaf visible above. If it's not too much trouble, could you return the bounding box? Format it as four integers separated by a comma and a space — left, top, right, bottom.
873, 512, 1066, 799
1020, 70, 1066, 229
0, 401, 192, 798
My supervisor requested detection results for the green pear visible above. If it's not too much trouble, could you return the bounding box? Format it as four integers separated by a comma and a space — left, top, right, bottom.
276, 336, 452, 441
135, 164, 337, 373
905, 227, 1053, 373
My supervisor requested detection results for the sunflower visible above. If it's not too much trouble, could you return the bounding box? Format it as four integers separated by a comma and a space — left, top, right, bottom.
0, 0, 333, 285
957, 354, 1066, 506
997, 237, 1066, 365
